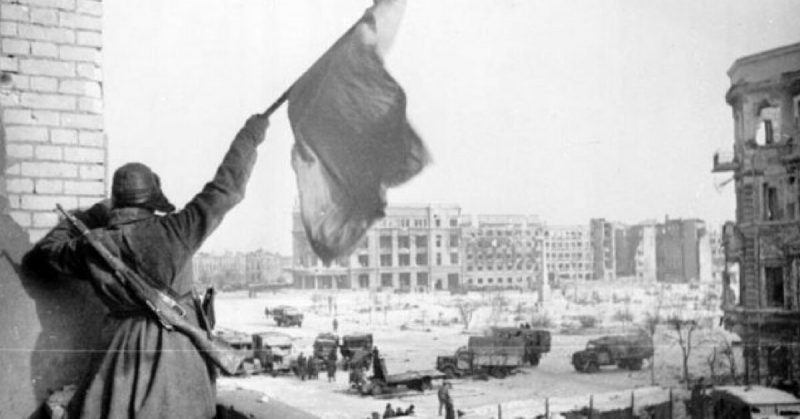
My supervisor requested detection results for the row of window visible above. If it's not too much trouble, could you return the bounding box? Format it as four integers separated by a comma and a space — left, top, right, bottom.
466, 262, 536, 271
376, 234, 459, 249
467, 276, 530, 285
356, 252, 460, 267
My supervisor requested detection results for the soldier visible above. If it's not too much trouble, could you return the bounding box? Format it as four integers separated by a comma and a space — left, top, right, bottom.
327, 349, 338, 382
26, 114, 270, 418
297, 352, 307, 381
438, 381, 453, 418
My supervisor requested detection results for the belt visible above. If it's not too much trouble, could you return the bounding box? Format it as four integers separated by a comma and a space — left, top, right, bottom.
108, 292, 195, 319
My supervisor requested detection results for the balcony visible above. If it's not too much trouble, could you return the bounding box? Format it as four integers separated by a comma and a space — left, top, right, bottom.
712, 149, 739, 172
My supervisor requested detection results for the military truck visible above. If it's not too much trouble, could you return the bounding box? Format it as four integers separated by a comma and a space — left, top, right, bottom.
265, 305, 304, 327
214, 329, 295, 375
311, 332, 339, 369
490, 327, 551, 366
436, 336, 526, 379
340, 333, 373, 369
358, 355, 444, 396
708, 385, 800, 419
572, 333, 654, 373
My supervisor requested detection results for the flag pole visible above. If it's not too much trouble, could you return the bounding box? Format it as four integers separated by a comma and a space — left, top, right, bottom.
260, 87, 291, 118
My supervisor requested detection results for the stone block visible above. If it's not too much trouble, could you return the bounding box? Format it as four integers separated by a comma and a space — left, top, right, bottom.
0, 21, 18, 36
19, 58, 74, 77
30, 7, 59, 25
59, 11, 101, 30
75, 0, 101, 16
8, 210, 32, 227
76, 30, 100, 47
59, 79, 100, 97
17, 0, 76, 11
78, 163, 103, 180
34, 179, 63, 194
63, 145, 103, 163
33, 211, 58, 227
6, 143, 34, 159
51, 128, 77, 144
78, 97, 102, 113
31, 110, 60, 125
20, 92, 77, 110
21, 161, 77, 178
4, 109, 34, 125
1, 56, 19, 72
61, 112, 102, 129
59, 44, 100, 63
30, 76, 58, 92
76, 62, 100, 81
6, 178, 34, 193
31, 41, 58, 58
18, 23, 75, 44
1, 4, 31, 22
2, 38, 31, 55
77, 130, 103, 146
64, 180, 103, 195
34, 145, 63, 160
6, 125, 49, 142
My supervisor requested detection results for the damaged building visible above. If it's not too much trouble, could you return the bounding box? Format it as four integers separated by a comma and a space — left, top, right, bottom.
716, 42, 800, 384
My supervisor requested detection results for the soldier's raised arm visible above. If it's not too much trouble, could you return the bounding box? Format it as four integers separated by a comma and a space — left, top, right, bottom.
163, 113, 269, 252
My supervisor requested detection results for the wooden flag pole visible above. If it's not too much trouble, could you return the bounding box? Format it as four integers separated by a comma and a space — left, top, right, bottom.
260, 87, 291, 118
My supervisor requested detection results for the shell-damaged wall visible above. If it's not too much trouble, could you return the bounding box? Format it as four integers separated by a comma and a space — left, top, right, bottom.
0, 0, 107, 416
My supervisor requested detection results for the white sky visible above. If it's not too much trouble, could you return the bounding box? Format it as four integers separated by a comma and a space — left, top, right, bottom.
103, 0, 800, 255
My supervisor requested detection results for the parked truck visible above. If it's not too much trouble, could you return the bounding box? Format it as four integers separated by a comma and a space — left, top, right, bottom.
358, 355, 444, 396
214, 328, 295, 375
436, 336, 526, 379
265, 305, 304, 327
490, 327, 551, 366
340, 333, 373, 370
572, 332, 654, 373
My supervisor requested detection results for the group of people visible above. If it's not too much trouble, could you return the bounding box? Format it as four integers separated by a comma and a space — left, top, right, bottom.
295, 349, 339, 382
382, 403, 415, 418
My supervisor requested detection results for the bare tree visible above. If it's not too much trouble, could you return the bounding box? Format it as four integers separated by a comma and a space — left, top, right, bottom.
718, 335, 740, 384
455, 299, 478, 330
667, 314, 699, 389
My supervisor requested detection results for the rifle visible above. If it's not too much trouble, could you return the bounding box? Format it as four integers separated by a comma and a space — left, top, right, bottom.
55, 204, 245, 375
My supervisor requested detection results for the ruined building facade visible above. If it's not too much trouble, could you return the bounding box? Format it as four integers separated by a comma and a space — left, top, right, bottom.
716, 42, 800, 384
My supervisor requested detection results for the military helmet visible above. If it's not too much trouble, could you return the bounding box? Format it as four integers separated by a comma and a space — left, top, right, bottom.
111, 162, 175, 213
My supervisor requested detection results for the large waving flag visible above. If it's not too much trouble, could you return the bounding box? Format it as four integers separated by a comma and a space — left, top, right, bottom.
288, 0, 430, 264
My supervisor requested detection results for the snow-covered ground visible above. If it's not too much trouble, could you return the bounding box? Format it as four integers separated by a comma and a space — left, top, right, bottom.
214, 283, 739, 419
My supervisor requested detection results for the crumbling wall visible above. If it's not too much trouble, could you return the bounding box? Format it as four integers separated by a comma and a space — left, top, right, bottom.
0, 0, 107, 416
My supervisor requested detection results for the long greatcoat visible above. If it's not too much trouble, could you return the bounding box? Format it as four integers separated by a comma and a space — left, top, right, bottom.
27, 119, 266, 418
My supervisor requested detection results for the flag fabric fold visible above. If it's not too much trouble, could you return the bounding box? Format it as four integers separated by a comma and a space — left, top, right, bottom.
288, 0, 430, 264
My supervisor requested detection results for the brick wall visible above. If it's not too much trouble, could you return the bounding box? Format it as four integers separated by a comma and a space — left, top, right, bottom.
1, 0, 106, 241
0, 0, 107, 415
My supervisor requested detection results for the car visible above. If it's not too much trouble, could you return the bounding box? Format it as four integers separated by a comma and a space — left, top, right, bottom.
709, 385, 800, 418
266, 305, 304, 327
572, 332, 653, 373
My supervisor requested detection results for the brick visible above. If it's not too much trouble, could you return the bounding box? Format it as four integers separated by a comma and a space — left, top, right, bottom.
78, 97, 101, 113
28, 228, 49, 243
76, 0, 101, 16
21, 161, 77, 177
6, 164, 22, 176
30, 8, 58, 25
6, 143, 34, 158
1, 4, 31, 22
6, 125, 48, 142
18, 24, 75, 44
0, 92, 21, 107
4, 109, 34, 124
33, 211, 58, 228
21, 194, 77, 211
1, 22, 18, 36
20, 58, 74, 77
31, 109, 60, 125
51, 128, 77, 144
2, 39, 31, 55
6, 178, 34, 193
78, 130, 103, 146
59, 45, 100, 63
31, 41, 58, 58
9, 73, 30, 89
1, 56, 19, 72
76, 30, 100, 47
34, 179, 62, 193
30, 76, 58, 91
63, 145, 102, 163
61, 112, 102, 129
78, 164, 103, 180
21, 92, 77, 110
6, 194, 21, 208
8, 211, 32, 227
35, 145, 62, 160
59, 79, 100, 97
64, 180, 102, 195
59, 11, 101, 30
17, 0, 76, 11
76, 62, 100, 81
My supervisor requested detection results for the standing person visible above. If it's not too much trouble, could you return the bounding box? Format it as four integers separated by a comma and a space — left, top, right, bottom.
327, 349, 338, 382
383, 403, 395, 418
26, 114, 270, 418
309, 356, 318, 380
442, 381, 455, 419
297, 352, 307, 381
438, 381, 454, 417
333, 317, 339, 333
